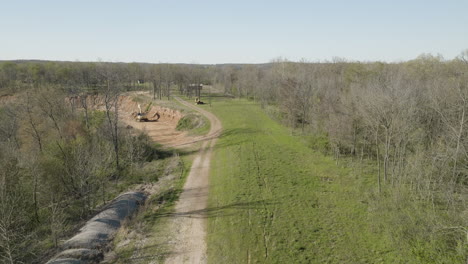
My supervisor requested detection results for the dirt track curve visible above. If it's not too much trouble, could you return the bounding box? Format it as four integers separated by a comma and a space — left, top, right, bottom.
163, 97, 221, 264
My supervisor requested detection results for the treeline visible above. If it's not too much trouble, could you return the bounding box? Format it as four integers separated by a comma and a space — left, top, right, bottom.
0, 60, 213, 101
215, 52, 468, 262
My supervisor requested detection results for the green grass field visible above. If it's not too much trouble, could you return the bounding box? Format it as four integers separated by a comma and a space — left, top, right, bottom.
206, 98, 404, 263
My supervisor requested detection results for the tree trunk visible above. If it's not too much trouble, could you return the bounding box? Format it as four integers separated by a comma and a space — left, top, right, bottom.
104, 81, 120, 173
33, 172, 40, 223
383, 127, 390, 183
375, 129, 381, 193
450, 103, 465, 196
81, 95, 90, 130
26, 93, 43, 152
112, 97, 120, 172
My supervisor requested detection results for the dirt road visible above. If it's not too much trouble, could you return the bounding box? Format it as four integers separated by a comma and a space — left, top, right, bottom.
163, 97, 221, 264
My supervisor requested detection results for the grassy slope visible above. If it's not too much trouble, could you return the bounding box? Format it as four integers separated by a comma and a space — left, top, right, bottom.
207, 98, 403, 263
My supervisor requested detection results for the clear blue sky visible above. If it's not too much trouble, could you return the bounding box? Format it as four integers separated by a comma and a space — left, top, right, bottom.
1, 0, 467, 64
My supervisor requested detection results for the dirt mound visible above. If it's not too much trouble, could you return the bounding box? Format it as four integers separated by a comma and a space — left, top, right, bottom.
70, 95, 183, 123
47, 192, 146, 264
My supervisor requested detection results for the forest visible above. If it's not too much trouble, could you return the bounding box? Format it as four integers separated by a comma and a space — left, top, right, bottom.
1, 50, 467, 262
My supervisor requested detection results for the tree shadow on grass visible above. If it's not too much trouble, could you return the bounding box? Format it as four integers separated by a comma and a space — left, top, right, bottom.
219, 127, 259, 138
164, 127, 258, 150
213, 128, 260, 149
165, 133, 220, 148
151, 146, 199, 160
154, 196, 278, 219
120, 241, 175, 262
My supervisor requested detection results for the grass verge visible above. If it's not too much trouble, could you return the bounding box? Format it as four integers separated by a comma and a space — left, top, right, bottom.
206, 98, 405, 263
176, 112, 210, 135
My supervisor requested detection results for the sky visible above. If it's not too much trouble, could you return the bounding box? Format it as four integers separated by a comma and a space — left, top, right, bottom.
0, 0, 467, 64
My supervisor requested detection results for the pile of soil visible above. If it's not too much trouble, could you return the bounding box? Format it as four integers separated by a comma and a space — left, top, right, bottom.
47, 192, 146, 264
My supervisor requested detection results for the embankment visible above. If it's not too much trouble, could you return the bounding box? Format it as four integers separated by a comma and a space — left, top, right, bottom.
47, 192, 146, 264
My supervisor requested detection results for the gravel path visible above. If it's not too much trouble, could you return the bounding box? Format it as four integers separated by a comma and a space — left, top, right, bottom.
163, 97, 222, 264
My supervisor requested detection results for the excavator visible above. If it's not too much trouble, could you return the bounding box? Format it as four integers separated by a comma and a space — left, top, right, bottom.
134, 103, 160, 122
195, 97, 205, 105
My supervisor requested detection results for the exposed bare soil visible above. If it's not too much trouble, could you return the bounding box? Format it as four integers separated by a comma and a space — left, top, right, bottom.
73, 94, 191, 148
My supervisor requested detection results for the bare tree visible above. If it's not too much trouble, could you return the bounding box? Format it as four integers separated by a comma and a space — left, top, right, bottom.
104, 81, 121, 173
24, 92, 43, 152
